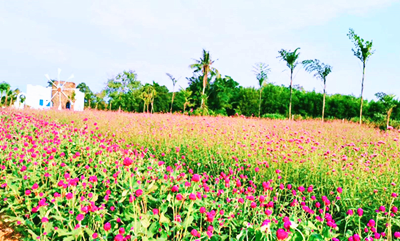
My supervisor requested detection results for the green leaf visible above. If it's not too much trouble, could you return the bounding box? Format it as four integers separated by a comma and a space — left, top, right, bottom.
160, 213, 170, 224
141, 214, 150, 228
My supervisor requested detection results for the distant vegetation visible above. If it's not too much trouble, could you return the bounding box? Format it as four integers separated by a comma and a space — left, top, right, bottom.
4, 28, 397, 128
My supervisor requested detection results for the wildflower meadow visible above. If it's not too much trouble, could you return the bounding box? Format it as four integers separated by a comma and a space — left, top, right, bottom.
0, 109, 399, 241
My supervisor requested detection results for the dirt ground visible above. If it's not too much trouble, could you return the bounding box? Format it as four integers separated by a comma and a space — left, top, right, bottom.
0, 217, 20, 241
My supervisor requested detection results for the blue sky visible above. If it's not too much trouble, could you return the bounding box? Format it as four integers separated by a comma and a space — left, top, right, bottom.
1, 0, 399, 100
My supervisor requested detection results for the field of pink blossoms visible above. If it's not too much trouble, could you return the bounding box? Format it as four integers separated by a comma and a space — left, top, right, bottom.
0, 109, 399, 241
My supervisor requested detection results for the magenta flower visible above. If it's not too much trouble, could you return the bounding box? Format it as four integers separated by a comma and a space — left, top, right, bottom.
171, 185, 179, 192
114, 234, 124, 241
153, 209, 159, 215
200, 207, 206, 213
394, 232, 400, 238
76, 214, 84, 221
192, 174, 201, 182
41, 217, 49, 223
357, 208, 363, 216
176, 194, 183, 201
276, 228, 288, 240
135, 189, 143, 197
32, 183, 38, 190
104, 222, 111, 232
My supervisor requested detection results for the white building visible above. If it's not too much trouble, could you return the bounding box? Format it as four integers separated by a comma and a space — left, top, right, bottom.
22, 84, 85, 111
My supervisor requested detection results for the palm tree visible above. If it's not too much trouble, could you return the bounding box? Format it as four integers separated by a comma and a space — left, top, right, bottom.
347, 29, 374, 125
302, 59, 332, 122
190, 49, 220, 108
166, 73, 178, 113
375, 92, 397, 128
277, 48, 301, 120
253, 63, 271, 118
181, 88, 194, 112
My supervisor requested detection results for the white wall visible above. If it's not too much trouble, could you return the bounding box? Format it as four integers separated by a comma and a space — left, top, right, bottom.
25, 84, 52, 109
73, 90, 84, 111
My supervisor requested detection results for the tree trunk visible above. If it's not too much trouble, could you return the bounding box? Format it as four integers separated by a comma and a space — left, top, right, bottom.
387, 108, 393, 128
184, 103, 187, 112
322, 79, 326, 122
88, 99, 91, 109
201, 73, 208, 106
5, 93, 8, 106
259, 88, 262, 118
359, 62, 366, 125
109, 102, 111, 111
288, 69, 293, 120
151, 101, 154, 114
143, 102, 146, 113
170, 91, 175, 113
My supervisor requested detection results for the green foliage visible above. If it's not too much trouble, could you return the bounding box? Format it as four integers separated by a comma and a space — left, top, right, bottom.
262, 113, 286, 119
347, 29, 374, 64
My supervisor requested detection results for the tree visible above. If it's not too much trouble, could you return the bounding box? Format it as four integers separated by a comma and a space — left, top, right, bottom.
347, 28, 375, 125
180, 88, 194, 112
94, 90, 106, 110
76, 82, 94, 108
253, 63, 271, 117
105, 70, 141, 111
140, 85, 157, 113
277, 48, 301, 119
166, 73, 178, 113
0, 82, 10, 106
190, 49, 220, 110
302, 59, 332, 121
375, 92, 397, 128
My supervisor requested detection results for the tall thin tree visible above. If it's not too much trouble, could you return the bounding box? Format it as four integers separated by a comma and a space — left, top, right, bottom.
277, 48, 301, 120
302, 59, 332, 122
347, 28, 374, 125
166, 73, 178, 113
253, 63, 271, 118
190, 49, 220, 109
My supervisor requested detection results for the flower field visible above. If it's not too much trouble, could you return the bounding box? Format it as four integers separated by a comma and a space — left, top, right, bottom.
0, 110, 399, 241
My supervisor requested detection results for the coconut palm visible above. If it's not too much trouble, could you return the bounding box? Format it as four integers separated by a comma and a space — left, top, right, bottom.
347, 29, 375, 125
253, 63, 271, 117
302, 59, 332, 122
277, 48, 301, 120
180, 88, 194, 112
190, 49, 220, 109
166, 73, 178, 113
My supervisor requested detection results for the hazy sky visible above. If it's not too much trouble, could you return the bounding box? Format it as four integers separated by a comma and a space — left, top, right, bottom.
1, 0, 399, 100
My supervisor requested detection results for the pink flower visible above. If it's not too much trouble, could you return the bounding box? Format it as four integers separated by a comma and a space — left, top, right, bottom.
32, 183, 39, 190
192, 174, 201, 182
25, 190, 31, 196
123, 157, 133, 167
176, 194, 183, 201
66, 193, 73, 200
357, 208, 363, 216
276, 228, 288, 240
189, 193, 196, 201
191, 229, 201, 238
250, 202, 257, 208
114, 234, 124, 241
119, 227, 125, 234
104, 222, 111, 232
171, 185, 179, 192
76, 214, 84, 221
153, 209, 159, 215
200, 207, 206, 213
92, 233, 98, 239
135, 189, 143, 197
337, 187, 343, 194
394, 232, 400, 238
41, 217, 49, 223
392, 206, 398, 213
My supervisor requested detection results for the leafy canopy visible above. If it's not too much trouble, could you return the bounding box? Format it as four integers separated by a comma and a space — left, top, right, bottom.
347, 28, 374, 64
277, 48, 301, 71
302, 59, 332, 82
253, 63, 271, 88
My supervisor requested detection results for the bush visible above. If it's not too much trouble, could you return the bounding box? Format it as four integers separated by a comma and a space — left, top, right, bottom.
262, 113, 286, 120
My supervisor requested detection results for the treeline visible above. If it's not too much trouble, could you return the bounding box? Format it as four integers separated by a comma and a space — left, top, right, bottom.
4, 28, 399, 128
70, 72, 399, 128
